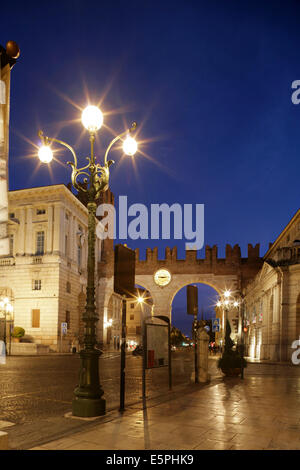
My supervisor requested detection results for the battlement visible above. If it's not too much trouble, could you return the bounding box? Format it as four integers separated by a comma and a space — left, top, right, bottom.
135, 243, 260, 264
134, 243, 263, 280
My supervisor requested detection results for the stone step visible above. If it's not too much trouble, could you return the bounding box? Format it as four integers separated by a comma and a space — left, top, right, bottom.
11, 343, 50, 355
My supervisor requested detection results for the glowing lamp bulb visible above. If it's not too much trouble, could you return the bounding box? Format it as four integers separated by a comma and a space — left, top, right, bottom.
38, 145, 53, 163
234, 301, 239, 307
123, 136, 137, 156
81, 105, 103, 132
224, 300, 229, 306
137, 296, 144, 304
224, 290, 231, 298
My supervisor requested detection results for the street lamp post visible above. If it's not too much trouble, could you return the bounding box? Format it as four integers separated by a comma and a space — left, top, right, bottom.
216, 290, 240, 349
37, 105, 138, 417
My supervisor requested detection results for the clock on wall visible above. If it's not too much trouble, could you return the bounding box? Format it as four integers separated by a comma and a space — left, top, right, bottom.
154, 269, 171, 287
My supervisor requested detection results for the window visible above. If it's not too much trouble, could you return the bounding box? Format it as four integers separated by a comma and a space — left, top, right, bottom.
77, 243, 82, 268
136, 326, 141, 335
36, 209, 46, 215
9, 213, 15, 219
65, 310, 70, 328
9, 234, 14, 256
32, 280, 41, 290
32, 309, 40, 328
36, 231, 45, 255
130, 303, 134, 309
130, 314, 134, 321
65, 235, 68, 257
66, 281, 71, 293
65, 212, 69, 220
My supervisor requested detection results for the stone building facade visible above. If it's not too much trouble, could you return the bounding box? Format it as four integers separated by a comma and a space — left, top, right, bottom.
126, 288, 153, 348
0, 184, 121, 352
243, 209, 300, 362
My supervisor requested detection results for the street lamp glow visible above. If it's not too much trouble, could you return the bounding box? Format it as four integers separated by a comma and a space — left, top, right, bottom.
104, 318, 113, 328
137, 296, 144, 304
81, 105, 103, 132
224, 290, 231, 298
224, 300, 229, 306
38, 145, 53, 163
216, 301, 222, 308
123, 135, 138, 156
234, 301, 239, 307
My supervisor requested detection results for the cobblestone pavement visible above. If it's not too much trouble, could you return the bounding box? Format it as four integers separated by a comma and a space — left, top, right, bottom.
0, 351, 208, 424
0, 350, 218, 449
29, 364, 300, 450
31, 361, 300, 451
1, 352, 300, 449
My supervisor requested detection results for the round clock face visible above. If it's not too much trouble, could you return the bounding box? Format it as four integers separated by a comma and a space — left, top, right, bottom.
154, 269, 171, 287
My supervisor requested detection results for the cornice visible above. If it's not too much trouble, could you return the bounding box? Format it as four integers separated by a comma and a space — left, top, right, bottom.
9, 184, 88, 216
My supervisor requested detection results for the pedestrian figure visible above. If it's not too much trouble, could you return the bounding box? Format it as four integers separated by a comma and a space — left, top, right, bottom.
0, 340, 6, 364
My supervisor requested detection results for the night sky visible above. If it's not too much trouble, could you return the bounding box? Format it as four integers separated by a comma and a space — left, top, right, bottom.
2, 0, 300, 334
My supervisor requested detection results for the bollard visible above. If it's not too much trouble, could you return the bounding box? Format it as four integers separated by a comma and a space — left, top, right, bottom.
197, 327, 210, 383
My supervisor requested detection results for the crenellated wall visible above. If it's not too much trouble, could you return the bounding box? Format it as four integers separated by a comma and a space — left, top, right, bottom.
134, 243, 262, 286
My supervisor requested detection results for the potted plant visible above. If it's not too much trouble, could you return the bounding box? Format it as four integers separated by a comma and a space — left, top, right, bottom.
11, 326, 25, 343
218, 320, 247, 376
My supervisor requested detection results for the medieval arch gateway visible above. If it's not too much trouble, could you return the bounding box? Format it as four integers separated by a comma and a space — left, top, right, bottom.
134, 244, 262, 319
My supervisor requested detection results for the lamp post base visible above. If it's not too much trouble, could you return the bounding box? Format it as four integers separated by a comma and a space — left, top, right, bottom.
72, 396, 106, 418
72, 348, 106, 417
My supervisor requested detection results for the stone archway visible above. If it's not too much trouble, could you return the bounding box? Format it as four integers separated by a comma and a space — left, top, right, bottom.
135, 272, 238, 320
134, 244, 262, 322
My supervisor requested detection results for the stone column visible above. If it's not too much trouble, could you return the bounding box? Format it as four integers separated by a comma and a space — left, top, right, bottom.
69, 215, 75, 261
279, 267, 289, 362
53, 203, 61, 254
17, 207, 25, 255
59, 206, 65, 256
46, 205, 53, 254
197, 327, 210, 383
25, 206, 33, 255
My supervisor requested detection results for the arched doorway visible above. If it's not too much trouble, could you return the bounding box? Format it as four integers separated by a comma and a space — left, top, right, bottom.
171, 282, 220, 343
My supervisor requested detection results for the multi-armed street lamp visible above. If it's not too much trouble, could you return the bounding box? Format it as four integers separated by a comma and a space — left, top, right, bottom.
216, 290, 246, 377
216, 290, 239, 347
37, 105, 138, 417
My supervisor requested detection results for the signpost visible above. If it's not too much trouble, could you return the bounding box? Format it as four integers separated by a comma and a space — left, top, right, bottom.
142, 316, 171, 408
61, 322, 67, 352
187, 285, 199, 384
114, 244, 136, 412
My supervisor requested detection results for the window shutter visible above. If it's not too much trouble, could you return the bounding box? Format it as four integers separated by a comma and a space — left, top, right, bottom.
32, 309, 40, 328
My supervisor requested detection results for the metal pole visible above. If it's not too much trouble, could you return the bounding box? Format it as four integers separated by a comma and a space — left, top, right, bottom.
142, 318, 146, 408
168, 319, 172, 390
72, 198, 106, 417
241, 300, 245, 379
120, 297, 127, 412
194, 315, 198, 384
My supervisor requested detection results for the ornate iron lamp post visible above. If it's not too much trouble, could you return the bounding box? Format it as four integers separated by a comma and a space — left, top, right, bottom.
37, 105, 138, 417
216, 290, 240, 349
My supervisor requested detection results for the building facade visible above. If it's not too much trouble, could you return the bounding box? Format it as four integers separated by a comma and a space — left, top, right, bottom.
244, 209, 300, 362
126, 288, 153, 348
0, 184, 113, 352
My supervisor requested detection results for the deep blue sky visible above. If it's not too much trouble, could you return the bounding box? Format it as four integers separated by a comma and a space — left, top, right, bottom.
3, 0, 300, 332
